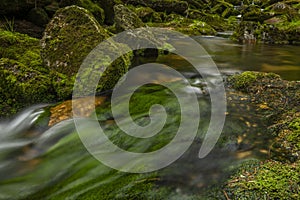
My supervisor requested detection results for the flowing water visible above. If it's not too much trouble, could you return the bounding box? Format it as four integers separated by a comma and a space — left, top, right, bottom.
0, 37, 299, 199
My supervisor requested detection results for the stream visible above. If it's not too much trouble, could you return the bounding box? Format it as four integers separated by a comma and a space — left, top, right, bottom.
0, 37, 299, 199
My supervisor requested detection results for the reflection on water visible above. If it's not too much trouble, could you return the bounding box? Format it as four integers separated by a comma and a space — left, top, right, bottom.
158, 36, 300, 80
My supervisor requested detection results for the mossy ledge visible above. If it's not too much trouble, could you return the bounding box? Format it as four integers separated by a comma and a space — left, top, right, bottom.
216, 71, 300, 199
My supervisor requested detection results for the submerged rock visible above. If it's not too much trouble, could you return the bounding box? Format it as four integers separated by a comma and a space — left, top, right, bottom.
41, 5, 132, 99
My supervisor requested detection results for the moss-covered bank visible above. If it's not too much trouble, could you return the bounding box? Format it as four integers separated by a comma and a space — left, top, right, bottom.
214, 71, 300, 199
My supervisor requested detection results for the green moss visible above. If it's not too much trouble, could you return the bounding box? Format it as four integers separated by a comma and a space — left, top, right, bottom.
0, 30, 45, 72
41, 6, 132, 99
271, 116, 300, 163
113, 4, 145, 32
59, 0, 105, 24
0, 58, 55, 117
151, 16, 217, 36
224, 160, 300, 199
228, 71, 280, 91
132, 6, 155, 22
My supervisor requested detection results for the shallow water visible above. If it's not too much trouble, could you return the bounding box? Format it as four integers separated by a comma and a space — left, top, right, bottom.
0, 37, 299, 199
0, 81, 271, 199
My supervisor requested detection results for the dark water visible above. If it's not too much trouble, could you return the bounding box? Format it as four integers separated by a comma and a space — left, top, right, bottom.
0, 37, 299, 199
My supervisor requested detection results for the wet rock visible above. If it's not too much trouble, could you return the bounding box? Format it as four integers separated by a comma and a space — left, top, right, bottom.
41, 5, 132, 99
113, 4, 145, 32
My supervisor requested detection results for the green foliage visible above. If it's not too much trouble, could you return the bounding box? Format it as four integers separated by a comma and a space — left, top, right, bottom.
4, 16, 14, 32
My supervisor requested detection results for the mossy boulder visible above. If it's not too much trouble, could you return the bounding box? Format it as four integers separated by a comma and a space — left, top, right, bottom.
0, 29, 45, 72
125, 0, 188, 15
155, 17, 216, 36
133, 6, 155, 22
41, 5, 132, 99
59, 0, 105, 24
94, 0, 123, 25
149, 0, 188, 15
175, 20, 217, 35
113, 4, 145, 32
0, 58, 54, 117
27, 7, 50, 27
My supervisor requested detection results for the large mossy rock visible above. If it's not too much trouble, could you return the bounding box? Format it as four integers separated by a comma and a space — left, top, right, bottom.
113, 4, 145, 32
59, 0, 105, 24
0, 58, 54, 117
41, 5, 131, 100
